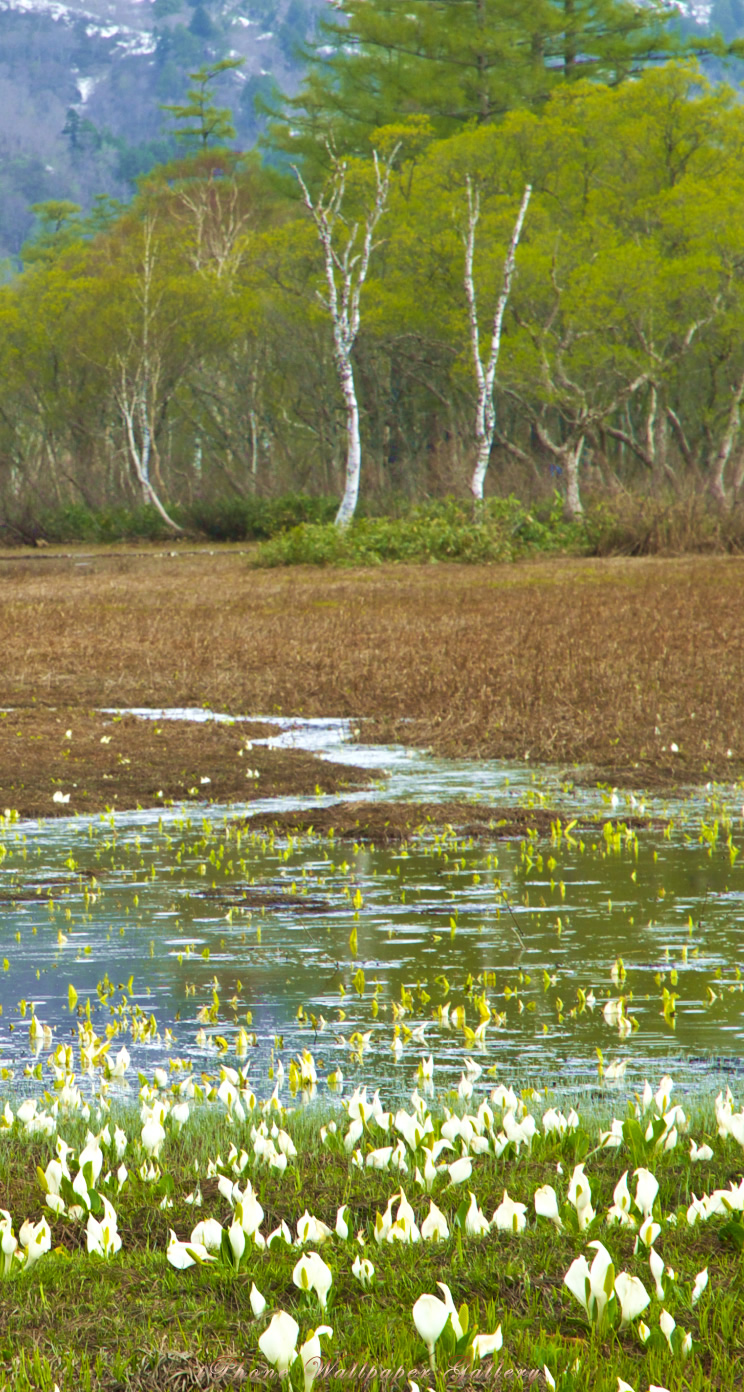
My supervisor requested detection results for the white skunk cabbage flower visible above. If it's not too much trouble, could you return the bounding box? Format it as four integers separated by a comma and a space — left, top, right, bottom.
292, 1251, 333, 1309
534, 1184, 562, 1229
249, 1282, 266, 1317
471, 1327, 503, 1360
412, 1292, 451, 1371
492, 1189, 527, 1234
298, 1325, 332, 1392
351, 1255, 375, 1288
258, 1311, 299, 1379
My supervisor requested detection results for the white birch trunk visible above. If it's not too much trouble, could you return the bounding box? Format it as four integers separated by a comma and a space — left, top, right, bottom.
708, 369, 744, 508
336, 357, 362, 527
464, 180, 531, 503
563, 438, 585, 519
293, 149, 397, 529
119, 375, 183, 532
115, 219, 183, 533
249, 409, 259, 478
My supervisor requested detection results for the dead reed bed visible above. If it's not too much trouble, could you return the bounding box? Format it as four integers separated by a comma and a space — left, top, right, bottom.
1, 546, 742, 789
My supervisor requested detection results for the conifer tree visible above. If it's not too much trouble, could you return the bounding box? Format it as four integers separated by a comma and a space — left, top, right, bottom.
162, 60, 244, 149
268, 0, 728, 166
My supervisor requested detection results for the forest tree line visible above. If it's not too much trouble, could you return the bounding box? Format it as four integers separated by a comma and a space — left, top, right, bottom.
3, 27, 744, 531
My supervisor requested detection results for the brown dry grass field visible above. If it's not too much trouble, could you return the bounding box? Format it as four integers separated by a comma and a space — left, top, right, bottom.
0, 544, 742, 817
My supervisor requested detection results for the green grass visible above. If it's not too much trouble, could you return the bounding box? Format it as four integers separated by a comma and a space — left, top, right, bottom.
0, 1095, 742, 1390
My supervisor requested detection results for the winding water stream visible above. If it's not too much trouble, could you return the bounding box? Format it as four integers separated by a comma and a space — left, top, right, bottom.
1, 711, 742, 1104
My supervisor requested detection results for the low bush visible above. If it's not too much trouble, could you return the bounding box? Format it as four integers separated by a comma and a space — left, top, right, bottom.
3, 496, 340, 546
186, 494, 339, 541
32, 503, 184, 544
10, 490, 744, 560
252, 496, 592, 566
585, 495, 744, 556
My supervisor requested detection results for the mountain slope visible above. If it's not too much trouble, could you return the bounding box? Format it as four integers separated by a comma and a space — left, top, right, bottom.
0, 0, 328, 256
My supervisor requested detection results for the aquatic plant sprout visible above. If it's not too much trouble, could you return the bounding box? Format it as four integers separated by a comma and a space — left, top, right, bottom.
1, 726, 743, 1383
2, 742, 744, 1099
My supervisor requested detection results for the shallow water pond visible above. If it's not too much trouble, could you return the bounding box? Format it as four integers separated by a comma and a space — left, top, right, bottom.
0, 714, 743, 1103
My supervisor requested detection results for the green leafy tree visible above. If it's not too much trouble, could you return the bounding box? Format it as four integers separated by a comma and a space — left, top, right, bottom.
21, 202, 84, 266
0, 186, 255, 525
355, 64, 744, 510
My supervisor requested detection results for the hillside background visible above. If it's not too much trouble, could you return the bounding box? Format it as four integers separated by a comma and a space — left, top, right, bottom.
0, 0, 330, 259
3, 0, 744, 261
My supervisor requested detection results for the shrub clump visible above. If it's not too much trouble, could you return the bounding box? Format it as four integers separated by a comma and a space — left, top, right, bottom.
251, 496, 590, 566
186, 494, 339, 542
21, 495, 340, 546
585, 495, 744, 556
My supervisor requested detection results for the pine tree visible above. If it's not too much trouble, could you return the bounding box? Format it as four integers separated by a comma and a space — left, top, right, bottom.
268, 0, 722, 166
162, 60, 244, 149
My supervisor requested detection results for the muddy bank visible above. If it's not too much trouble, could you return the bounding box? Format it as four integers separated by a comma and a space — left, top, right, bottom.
0, 710, 370, 820
238, 799, 653, 843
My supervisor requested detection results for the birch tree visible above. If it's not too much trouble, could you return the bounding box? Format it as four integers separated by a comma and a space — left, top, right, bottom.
293, 149, 398, 528
464, 179, 531, 503
113, 219, 183, 532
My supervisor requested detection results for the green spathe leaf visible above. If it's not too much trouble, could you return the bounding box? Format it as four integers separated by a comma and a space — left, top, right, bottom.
720, 1216, 744, 1251
560, 1201, 580, 1236
567, 1129, 590, 1163
59, 1176, 79, 1210
219, 1228, 236, 1270
185, 1246, 209, 1266
439, 1317, 457, 1357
